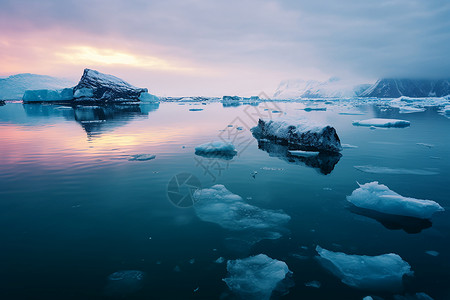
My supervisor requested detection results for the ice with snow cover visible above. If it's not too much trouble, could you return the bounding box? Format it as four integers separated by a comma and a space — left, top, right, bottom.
316, 246, 413, 292
193, 185, 290, 243
251, 117, 342, 152
352, 118, 410, 128
194, 141, 237, 158
22, 88, 74, 103
223, 254, 292, 300
347, 182, 444, 219
73, 69, 148, 103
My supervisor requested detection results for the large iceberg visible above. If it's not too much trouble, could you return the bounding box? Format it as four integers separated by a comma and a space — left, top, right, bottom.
73, 69, 148, 103
22, 88, 74, 103
193, 185, 290, 245
194, 141, 237, 159
223, 254, 293, 300
352, 118, 410, 128
347, 182, 444, 219
316, 246, 413, 292
252, 118, 342, 152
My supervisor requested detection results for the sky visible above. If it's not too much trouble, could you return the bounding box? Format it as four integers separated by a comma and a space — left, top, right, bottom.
1, 0, 450, 96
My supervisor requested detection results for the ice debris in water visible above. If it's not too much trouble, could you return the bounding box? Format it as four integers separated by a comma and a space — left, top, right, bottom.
352, 118, 410, 128
305, 280, 321, 288
251, 117, 342, 152
128, 154, 156, 161
347, 182, 444, 219
425, 250, 439, 257
215, 257, 225, 264
194, 141, 237, 158
316, 246, 413, 292
104, 270, 145, 297
354, 165, 439, 175
193, 185, 290, 243
342, 144, 358, 149
223, 254, 293, 300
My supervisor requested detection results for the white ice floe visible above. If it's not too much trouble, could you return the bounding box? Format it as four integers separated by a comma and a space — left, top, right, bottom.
354, 165, 439, 175
252, 117, 342, 152
352, 118, 410, 128
128, 154, 156, 161
347, 182, 444, 219
194, 141, 237, 157
223, 254, 292, 300
104, 270, 145, 297
288, 150, 319, 157
193, 185, 290, 243
316, 246, 413, 292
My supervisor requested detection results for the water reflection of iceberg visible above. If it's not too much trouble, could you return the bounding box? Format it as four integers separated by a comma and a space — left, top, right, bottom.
349, 205, 432, 234
73, 103, 159, 136
255, 139, 341, 175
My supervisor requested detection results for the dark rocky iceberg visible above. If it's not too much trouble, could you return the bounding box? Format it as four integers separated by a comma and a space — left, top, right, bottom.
361, 78, 450, 98
73, 69, 148, 103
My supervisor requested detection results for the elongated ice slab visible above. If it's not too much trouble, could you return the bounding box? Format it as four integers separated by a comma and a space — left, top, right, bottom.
347, 182, 444, 219
352, 118, 410, 128
195, 141, 237, 158
354, 165, 439, 175
252, 118, 342, 152
316, 246, 413, 292
128, 154, 156, 161
223, 254, 292, 300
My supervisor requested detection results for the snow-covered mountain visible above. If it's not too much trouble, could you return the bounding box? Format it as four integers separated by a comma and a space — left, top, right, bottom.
0, 73, 75, 100
273, 78, 369, 99
361, 79, 450, 98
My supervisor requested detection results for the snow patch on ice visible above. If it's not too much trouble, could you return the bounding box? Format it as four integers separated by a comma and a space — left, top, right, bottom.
195, 141, 237, 158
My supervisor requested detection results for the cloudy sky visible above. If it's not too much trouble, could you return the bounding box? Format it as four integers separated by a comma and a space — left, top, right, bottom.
1, 0, 449, 96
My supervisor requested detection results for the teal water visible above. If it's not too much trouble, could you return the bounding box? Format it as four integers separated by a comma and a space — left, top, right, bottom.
0, 101, 449, 299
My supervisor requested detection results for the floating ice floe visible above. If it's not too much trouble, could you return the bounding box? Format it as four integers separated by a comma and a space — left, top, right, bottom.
128, 154, 156, 161
316, 246, 413, 292
193, 185, 290, 245
305, 280, 321, 288
189, 108, 203, 111
398, 107, 426, 114
354, 165, 439, 175
104, 270, 145, 297
352, 118, 410, 128
425, 250, 439, 257
223, 254, 293, 300
195, 141, 237, 159
347, 182, 444, 219
288, 150, 319, 157
252, 117, 342, 152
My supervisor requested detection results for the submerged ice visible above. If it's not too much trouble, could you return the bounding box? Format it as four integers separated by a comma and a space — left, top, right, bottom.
316, 246, 413, 292
193, 185, 290, 245
104, 270, 145, 297
347, 182, 444, 219
223, 254, 292, 300
352, 118, 410, 128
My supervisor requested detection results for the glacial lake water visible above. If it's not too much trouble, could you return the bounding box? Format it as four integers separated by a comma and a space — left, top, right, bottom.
0, 100, 449, 300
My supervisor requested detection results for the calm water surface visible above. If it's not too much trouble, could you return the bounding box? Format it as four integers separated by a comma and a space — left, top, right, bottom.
0, 101, 449, 299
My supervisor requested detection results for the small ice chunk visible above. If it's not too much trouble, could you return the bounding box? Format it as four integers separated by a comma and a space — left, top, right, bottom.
189, 108, 203, 111
416, 143, 434, 148
305, 280, 321, 288
352, 118, 410, 128
303, 107, 326, 111
128, 154, 156, 161
223, 254, 292, 300
342, 144, 358, 149
425, 250, 439, 257
215, 257, 225, 264
189, 258, 195, 264
104, 270, 145, 297
193, 287, 199, 292
347, 182, 444, 219
195, 141, 237, 158
236, 126, 243, 130
139, 92, 159, 102
399, 107, 426, 114
354, 166, 439, 175
316, 246, 413, 292
288, 150, 319, 157
363, 297, 374, 300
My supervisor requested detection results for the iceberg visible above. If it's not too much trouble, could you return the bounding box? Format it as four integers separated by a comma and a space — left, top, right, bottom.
223, 254, 293, 300
22, 88, 74, 103
138, 92, 159, 103
104, 270, 145, 297
193, 185, 290, 245
195, 141, 237, 159
73, 69, 148, 103
347, 182, 444, 219
252, 118, 342, 152
352, 118, 410, 128
316, 246, 413, 292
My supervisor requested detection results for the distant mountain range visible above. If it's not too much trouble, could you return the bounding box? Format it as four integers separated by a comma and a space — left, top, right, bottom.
273, 78, 450, 99
0, 74, 75, 100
